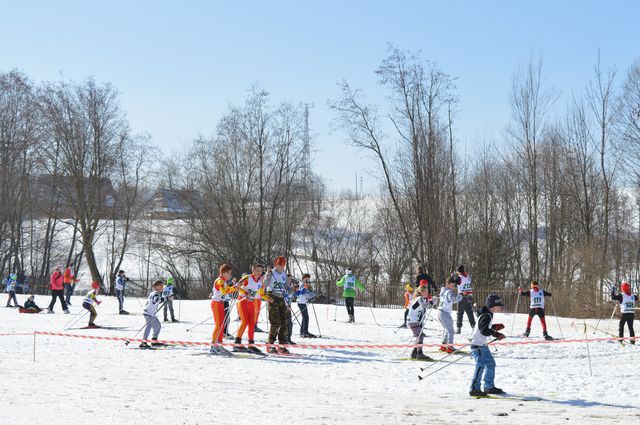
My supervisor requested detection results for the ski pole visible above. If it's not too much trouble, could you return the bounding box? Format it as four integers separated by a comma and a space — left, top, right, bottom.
418, 340, 473, 374
310, 301, 322, 337
550, 297, 564, 339
64, 309, 89, 330
364, 288, 379, 326
186, 314, 213, 332
510, 290, 521, 336
62, 307, 87, 330
125, 301, 165, 346
418, 339, 495, 381
402, 304, 433, 357
604, 304, 618, 335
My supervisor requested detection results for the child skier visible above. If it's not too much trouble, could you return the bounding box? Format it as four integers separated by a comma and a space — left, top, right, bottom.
438, 277, 463, 353
5, 273, 19, 308
163, 277, 178, 322
407, 285, 434, 360
21, 295, 41, 313
295, 273, 317, 338
455, 265, 476, 334
234, 264, 266, 354
139, 280, 166, 349
611, 281, 637, 345
336, 268, 365, 323
210, 264, 237, 354
469, 294, 506, 397
264, 256, 292, 354
115, 270, 129, 315
63, 263, 79, 306
401, 284, 414, 328
518, 280, 554, 340
82, 282, 103, 328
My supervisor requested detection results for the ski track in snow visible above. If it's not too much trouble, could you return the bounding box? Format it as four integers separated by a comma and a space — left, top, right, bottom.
1, 297, 639, 424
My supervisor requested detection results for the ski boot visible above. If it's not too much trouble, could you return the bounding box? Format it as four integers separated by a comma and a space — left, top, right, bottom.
247, 340, 262, 354
172, 318, 179, 323
254, 325, 265, 333
233, 337, 248, 352
415, 349, 433, 361
267, 344, 278, 354
445, 345, 455, 354
484, 387, 505, 395
306, 332, 317, 338
47, 309, 54, 314
164, 318, 169, 322
139, 342, 151, 349
151, 337, 165, 347
278, 346, 290, 354
469, 389, 486, 397
523, 329, 530, 337
543, 332, 554, 341
119, 310, 130, 315
348, 314, 355, 323
399, 323, 407, 328
209, 345, 220, 355
455, 327, 461, 334
87, 323, 100, 329
410, 347, 418, 359
63, 309, 70, 314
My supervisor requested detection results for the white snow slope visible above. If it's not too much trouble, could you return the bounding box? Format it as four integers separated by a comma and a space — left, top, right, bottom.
1, 295, 639, 425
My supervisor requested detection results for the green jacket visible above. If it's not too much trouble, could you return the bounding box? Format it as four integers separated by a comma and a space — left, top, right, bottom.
336, 274, 364, 298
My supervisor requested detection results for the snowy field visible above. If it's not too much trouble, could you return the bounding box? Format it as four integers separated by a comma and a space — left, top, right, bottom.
1, 295, 639, 425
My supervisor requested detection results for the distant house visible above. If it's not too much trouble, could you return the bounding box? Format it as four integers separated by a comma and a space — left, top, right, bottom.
30, 174, 115, 218
147, 188, 201, 218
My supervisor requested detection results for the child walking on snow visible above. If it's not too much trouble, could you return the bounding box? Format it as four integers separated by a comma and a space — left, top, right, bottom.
139, 280, 166, 349
438, 277, 463, 353
401, 284, 414, 328
518, 280, 554, 340
407, 285, 434, 360
469, 294, 506, 397
5, 273, 19, 307
210, 264, 237, 354
82, 282, 103, 328
611, 281, 637, 345
336, 268, 365, 323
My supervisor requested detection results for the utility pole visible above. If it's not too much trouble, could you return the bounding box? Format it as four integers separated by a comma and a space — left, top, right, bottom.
301, 102, 314, 183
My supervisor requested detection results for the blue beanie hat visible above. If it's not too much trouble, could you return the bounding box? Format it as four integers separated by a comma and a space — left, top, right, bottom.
486, 294, 504, 309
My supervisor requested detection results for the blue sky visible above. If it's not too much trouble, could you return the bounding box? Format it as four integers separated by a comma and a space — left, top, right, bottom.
2, 1, 639, 192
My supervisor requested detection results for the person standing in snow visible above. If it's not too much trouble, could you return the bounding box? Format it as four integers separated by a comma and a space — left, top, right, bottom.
517, 280, 554, 340
295, 274, 317, 338
454, 265, 476, 334
48, 266, 69, 314
115, 270, 129, 315
401, 284, 414, 328
263, 256, 293, 354
336, 268, 365, 323
611, 281, 637, 345
63, 263, 79, 306
139, 280, 166, 349
415, 266, 437, 298
407, 285, 435, 360
82, 282, 103, 328
438, 277, 463, 353
5, 273, 19, 308
210, 264, 237, 354
234, 264, 266, 354
469, 294, 506, 397
163, 276, 178, 322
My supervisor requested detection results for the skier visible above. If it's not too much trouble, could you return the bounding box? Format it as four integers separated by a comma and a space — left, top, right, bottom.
407, 285, 434, 360
5, 273, 19, 308
469, 294, 506, 397
63, 263, 79, 306
82, 282, 103, 328
115, 270, 129, 315
139, 280, 166, 349
233, 264, 266, 354
210, 264, 237, 354
518, 280, 554, 340
264, 256, 292, 354
438, 277, 463, 353
401, 284, 414, 328
48, 266, 69, 314
295, 273, 317, 338
611, 281, 637, 345
336, 268, 365, 323
163, 276, 178, 322
454, 265, 476, 334
21, 295, 42, 313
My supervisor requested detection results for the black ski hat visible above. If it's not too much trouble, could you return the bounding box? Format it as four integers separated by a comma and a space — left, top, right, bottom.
486, 294, 504, 309
457, 264, 465, 273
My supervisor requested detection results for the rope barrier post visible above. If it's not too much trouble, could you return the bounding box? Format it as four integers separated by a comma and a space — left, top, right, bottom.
550, 297, 564, 339
583, 320, 593, 377
33, 331, 36, 363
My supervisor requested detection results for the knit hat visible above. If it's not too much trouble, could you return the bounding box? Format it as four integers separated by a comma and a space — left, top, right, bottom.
457, 265, 465, 273
167, 277, 174, 285
621, 281, 631, 296
486, 294, 504, 309
91, 281, 101, 289
419, 279, 428, 287
405, 284, 414, 292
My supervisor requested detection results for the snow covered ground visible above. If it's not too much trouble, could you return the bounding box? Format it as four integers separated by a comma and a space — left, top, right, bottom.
1, 295, 639, 425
